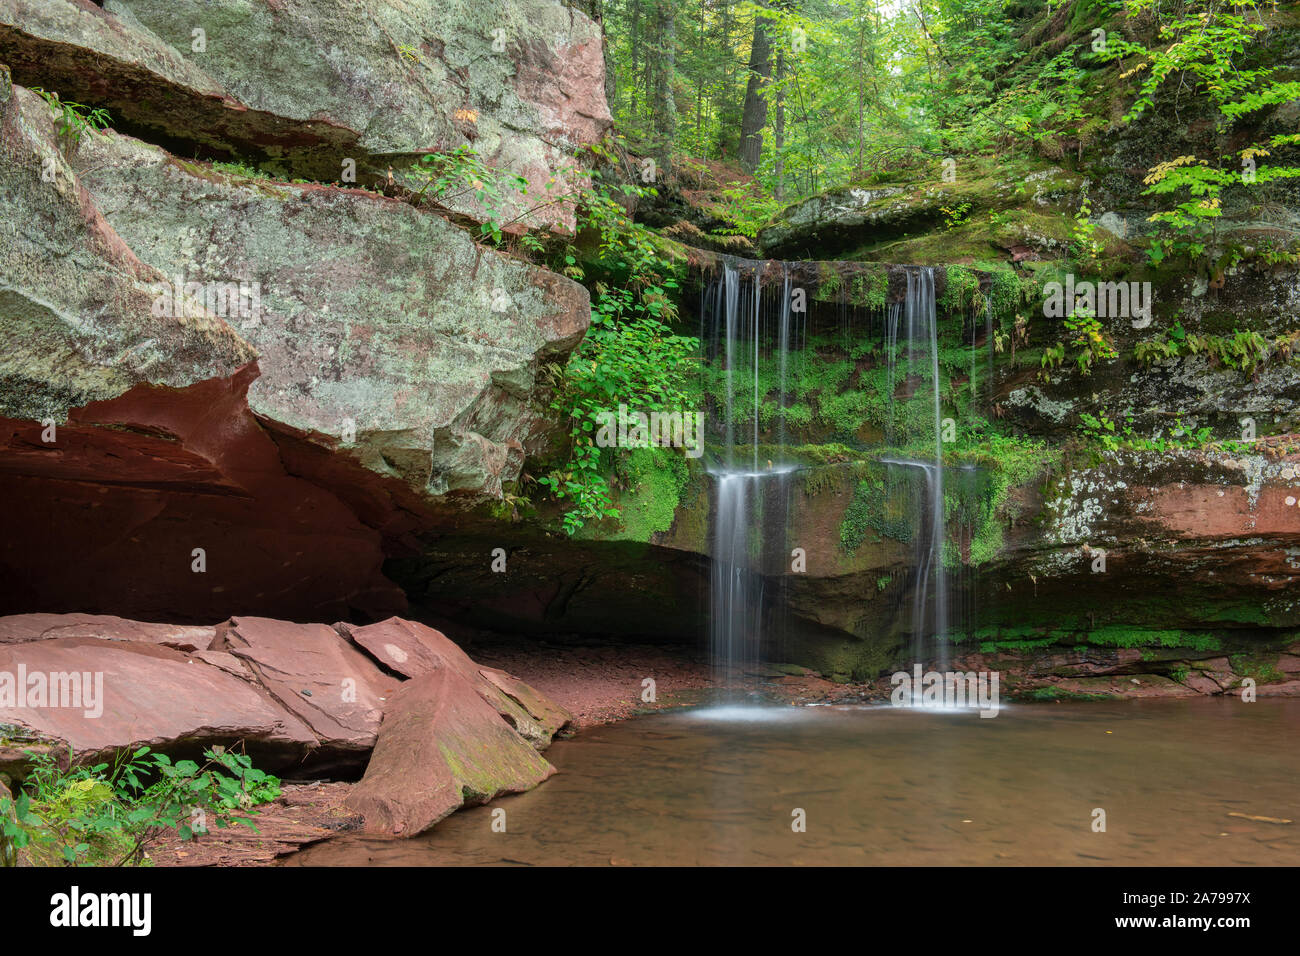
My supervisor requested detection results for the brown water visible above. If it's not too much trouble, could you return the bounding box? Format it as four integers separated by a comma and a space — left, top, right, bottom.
288, 698, 1300, 866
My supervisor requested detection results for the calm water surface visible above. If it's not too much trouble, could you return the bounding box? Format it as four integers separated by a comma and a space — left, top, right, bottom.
289, 698, 1300, 866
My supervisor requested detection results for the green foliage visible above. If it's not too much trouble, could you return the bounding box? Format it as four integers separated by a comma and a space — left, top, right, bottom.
31, 89, 111, 152
608, 447, 691, 541
710, 177, 781, 239
1, 745, 279, 867
412, 144, 530, 245
841, 468, 920, 552
1085, 627, 1221, 652
1078, 410, 1214, 452
540, 161, 699, 535
210, 159, 274, 181
1133, 322, 1278, 376
1043, 306, 1118, 379
940, 265, 980, 313
1099, 0, 1300, 265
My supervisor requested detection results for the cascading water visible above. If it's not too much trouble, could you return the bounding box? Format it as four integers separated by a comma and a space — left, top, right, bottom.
700, 257, 984, 691
703, 259, 798, 691
882, 267, 949, 673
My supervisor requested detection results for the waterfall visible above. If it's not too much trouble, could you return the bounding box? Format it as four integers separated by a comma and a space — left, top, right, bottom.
703, 260, 797, 691
882, 267, 949, 672
701, 258, 967, 689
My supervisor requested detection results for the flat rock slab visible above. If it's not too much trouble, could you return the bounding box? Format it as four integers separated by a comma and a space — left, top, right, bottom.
0, 637, 317, 762
0, 613, 217, 652
342, 617, 570, 747
344, 667, 557, 837
223, 617, 399, 752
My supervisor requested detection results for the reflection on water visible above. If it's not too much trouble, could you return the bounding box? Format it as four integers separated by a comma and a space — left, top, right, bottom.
287, 698, 1300, 866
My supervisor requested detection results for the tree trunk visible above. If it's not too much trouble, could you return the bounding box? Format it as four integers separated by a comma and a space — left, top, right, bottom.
649, 0, 677, 162
737, 9, 773, 173
773, 48, 785, 199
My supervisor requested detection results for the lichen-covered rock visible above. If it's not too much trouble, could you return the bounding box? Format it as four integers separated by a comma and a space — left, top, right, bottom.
758, 166, 1084, 260
0, 0, 611, 230
0, 83, 254, 422
72, 126, 590, 500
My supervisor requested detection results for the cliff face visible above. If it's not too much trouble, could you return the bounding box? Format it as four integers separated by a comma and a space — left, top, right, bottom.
0, 0, 608, 621
2, 0, 1297, 702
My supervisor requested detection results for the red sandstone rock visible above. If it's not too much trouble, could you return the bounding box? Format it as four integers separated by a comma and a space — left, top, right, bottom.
341, 617, 570, 746
0, 613, 217, 651
343, 667, 557, 837
0, 637, 317, 763
0, 367, 408, 624
222, 617, 399, 753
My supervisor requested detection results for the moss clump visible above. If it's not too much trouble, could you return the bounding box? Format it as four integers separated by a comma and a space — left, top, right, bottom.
841, 465, 923, 551
1229, 654, 1285, 683
986, 267, 1025, 318
1085, 627, 1221, 652
847, 267, 889, 309
1020, 687, 1114, 701
940, 265, 981, 314
601, 448, 692, 543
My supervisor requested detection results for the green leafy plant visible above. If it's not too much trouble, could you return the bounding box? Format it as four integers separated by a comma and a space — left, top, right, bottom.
1101, 0, 1300, 265
31, 89, 111, 152
1, 744, 280, 866
412, 144, 530, 245
539, 162, 699, 535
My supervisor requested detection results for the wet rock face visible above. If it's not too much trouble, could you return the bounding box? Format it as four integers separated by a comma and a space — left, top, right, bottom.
998, 447, 1300, 629
0, 0, 611, 230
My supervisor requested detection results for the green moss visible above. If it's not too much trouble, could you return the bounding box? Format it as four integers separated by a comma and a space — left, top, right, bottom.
1020, 687, 1114, 701
1229, 654, 1285, 684
846, 267, 889, 309
986, 267, 1025, 318
978, 635, 1059, 653
1085, 627, 1221, 652
841, 465, 923, 552
940, 265, 981, 314
606, 448, 691, 543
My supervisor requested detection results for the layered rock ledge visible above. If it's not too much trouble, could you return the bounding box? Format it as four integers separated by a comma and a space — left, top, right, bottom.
0, 612, 572, 837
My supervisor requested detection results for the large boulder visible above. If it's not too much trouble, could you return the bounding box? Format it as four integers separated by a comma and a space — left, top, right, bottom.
0, 81, 406, 621
0, 77, 253, 424
343, 666, 558, 836
221, 617, 399, 755
71, 124, 590, 501
0, 612, 573, 807
0, 0, 611, 230
0, 613, 216, 650
0, 71, 591, 620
